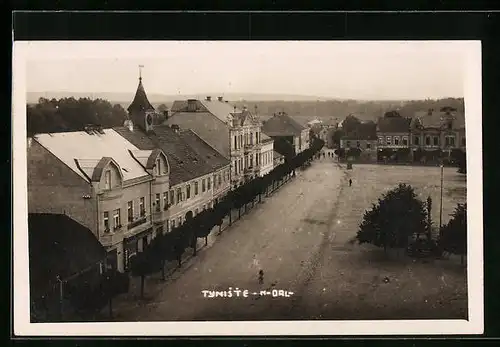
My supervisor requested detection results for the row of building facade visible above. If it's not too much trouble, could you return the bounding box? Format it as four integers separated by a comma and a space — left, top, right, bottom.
27, 75, 310, 274
336, 109, 466, 162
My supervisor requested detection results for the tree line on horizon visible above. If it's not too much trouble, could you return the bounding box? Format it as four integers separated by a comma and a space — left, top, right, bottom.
27, 97, 129, 136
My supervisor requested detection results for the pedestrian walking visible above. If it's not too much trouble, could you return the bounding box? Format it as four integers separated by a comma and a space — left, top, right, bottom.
258, 269, 264, 284
349, 178, 352, 187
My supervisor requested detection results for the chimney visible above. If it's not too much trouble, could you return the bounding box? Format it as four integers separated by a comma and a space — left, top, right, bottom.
206, 96, 212, 101
187, 99, 197, 112
217, 96, 223, 102
124, 119, 134, 132
243, 105, 248, 112
171, 124, 180, 133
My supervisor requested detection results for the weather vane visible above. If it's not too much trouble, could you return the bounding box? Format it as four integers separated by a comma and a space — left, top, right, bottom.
139, 64, 144, 79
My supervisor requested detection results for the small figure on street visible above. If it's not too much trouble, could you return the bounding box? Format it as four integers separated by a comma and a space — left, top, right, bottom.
258, 269, 264, 284
349, 178, 352, 187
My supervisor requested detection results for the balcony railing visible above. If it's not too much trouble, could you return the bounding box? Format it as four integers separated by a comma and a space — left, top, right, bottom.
127, 214, 149, 230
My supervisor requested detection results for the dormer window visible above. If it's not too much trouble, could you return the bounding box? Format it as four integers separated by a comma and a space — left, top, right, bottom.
104, 170, 111, 190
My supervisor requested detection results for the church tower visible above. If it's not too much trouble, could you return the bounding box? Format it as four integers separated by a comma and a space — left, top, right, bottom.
127, 65, 156, 132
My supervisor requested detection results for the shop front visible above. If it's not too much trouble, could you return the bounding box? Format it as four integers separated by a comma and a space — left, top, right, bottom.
123, 228, 153, 272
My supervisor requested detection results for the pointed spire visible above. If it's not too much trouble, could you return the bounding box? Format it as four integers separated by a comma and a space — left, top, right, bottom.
127, 67, 155, 114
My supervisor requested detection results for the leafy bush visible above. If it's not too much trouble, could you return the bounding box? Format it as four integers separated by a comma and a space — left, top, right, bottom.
356, 184, 427, 254
438, 203, 467, 264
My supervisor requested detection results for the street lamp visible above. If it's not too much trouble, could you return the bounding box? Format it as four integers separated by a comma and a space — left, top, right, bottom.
439, 162, 444, 229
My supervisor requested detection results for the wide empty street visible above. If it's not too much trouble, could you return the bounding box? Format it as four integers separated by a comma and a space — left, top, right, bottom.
113, 160, 467, 321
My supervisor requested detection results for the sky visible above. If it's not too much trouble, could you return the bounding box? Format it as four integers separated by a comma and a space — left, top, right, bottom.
24, 41, 474, 100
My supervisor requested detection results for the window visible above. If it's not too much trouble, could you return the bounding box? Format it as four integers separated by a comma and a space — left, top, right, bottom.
139, 197, 145, 217
249, 155, 253, 168
155, 193, 161, 211
186, 184, 191, 199
425, 136, 431, 146
127, 201, 133, 222
163, 192, 168, 209
433, 136, 439, 146
176, 188, 182, 203
103, 211, 110, 232
394, 137, 400, 145
445, 136, 456, 147
234, 136, 237, 149
104, 170, 111, 189
386, 136, 391, 145
113, 209, 121, 229
171, 219, 176, 229
156, 158, 161, 176
366, 143, 371, 149
356, 141, 360, 148
414, 136, 420, 145
169, 189, 175, 204
402, 136, 408, 146
218, 173, 222, 186
194, 181, 199, 195
207, 177, 211, 190
202, 179, 206, 192
378, 136, 384, 145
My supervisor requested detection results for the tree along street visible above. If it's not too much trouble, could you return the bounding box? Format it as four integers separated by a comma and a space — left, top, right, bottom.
114, 160, 345, 321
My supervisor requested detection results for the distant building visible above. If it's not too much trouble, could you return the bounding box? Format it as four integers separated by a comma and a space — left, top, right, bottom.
410, 108, 466, 163
339, 121, 378, 162
376, 111, 412, 162
168, 96, 270, 187
262, 112, 310, 155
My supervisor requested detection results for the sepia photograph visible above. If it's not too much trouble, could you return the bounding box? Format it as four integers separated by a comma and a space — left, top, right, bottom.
13, 40, 483, 336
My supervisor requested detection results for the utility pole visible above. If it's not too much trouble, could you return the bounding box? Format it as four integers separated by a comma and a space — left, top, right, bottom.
439, 162, 444, 229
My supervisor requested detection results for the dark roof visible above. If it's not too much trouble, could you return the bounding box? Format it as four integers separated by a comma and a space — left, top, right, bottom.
272, 137, 296, 160
413, 111, 466, 130
165, 111, 231, 158
28, 213, 106, 298
114, 125, 215, 185
377, 116, 411, 133
178, 129, 230, 171
127, 78, 155, 114
342, 121, 377, 140
262, 112, 305, 136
